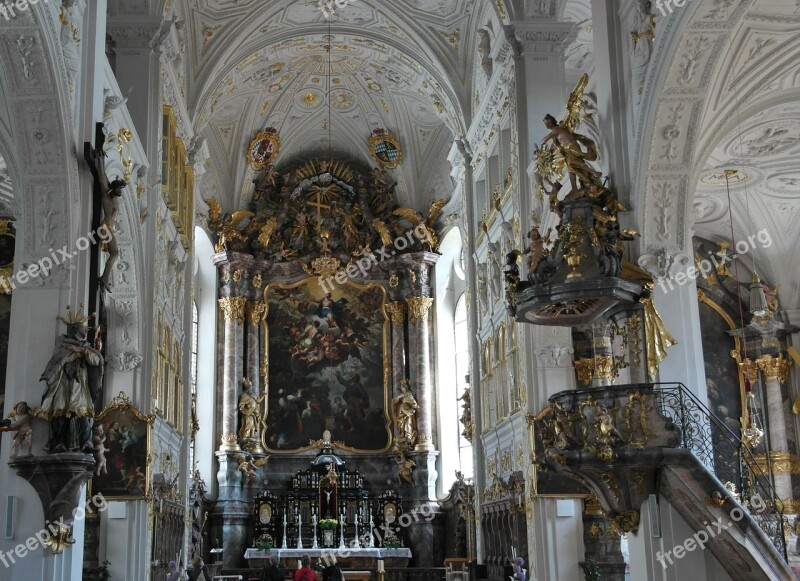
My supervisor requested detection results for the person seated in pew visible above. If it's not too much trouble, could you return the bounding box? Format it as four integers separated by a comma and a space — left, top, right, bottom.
259, 555, 285, 581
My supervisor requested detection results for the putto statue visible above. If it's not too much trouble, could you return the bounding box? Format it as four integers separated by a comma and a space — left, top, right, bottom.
37, 306, 104, 453
0, 401, 33, 458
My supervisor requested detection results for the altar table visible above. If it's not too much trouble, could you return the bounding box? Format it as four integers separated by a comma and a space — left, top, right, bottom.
244, 548, 411, 569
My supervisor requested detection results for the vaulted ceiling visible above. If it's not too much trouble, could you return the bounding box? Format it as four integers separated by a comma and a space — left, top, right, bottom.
156, 0, 489, 213
691, 0, 800, 306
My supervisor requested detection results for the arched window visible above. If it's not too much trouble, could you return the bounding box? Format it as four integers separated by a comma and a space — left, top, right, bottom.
453, 293, 473, 478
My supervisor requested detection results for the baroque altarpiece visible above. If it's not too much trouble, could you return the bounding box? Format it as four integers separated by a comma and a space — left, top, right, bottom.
206, 159, 449, 567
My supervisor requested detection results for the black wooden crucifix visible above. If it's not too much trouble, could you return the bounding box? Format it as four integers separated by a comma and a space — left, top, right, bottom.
83, 122, 106, 320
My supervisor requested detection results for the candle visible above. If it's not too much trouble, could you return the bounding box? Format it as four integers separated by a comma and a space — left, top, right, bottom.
378, 559, 384, 572
297, 559, 302, 569
512, 546, 516, 559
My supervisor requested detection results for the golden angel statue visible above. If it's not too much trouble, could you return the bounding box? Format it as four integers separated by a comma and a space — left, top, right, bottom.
205, 198, 254, 253
392, 199, 448, 252
535, 73, 603, 196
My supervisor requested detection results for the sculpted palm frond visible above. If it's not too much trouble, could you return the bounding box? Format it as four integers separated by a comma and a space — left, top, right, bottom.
561, 73, 589, 132
392, 207, 424, 224
230, 211, 255, 229
427, 199, 448, 225
204, 198, 222, 224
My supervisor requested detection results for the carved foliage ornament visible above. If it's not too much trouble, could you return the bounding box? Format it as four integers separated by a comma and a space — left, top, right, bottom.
406, 297, 434, 323
219, 297, 247, 323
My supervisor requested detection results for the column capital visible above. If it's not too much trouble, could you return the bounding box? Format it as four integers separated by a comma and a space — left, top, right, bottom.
512, 20, 577, 58
406, 297, 434, 323
245, 301, 268, 326
385, 301, 406, 325
756, 354, 793, 384
107, 18, 174, 52
219, 433, 240, 452
219, 296, 247, 323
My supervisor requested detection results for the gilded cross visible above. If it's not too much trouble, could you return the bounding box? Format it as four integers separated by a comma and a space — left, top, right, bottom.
307, 191, 332, 227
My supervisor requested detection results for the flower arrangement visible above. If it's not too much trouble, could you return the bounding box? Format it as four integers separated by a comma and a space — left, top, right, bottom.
255, 534, 274, 551
583, 558, 601, 581
319, 518, 339, 530
509, 557, 526, 581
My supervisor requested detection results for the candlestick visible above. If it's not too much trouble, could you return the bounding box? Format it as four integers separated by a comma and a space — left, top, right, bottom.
297, 513, 304, 549
312, 515, 319, 549
368, 515, 375, 548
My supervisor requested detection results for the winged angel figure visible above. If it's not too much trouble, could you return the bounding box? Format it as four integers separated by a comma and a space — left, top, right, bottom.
205, 198, 254, 253
534, 74, 603, 199
392, 199, 448, 252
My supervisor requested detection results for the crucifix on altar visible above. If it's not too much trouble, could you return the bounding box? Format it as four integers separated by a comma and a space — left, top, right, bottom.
319, 462, 338, 519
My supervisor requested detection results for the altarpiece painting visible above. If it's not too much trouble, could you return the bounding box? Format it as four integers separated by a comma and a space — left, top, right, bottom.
263, 278, 391, 452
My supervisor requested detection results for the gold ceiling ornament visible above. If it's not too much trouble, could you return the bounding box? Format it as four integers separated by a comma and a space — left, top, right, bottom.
369, 129, 403, 169
384, 302, 406, 325
406, 296, 434, 323
247, 128, 281, 170
246, 301, 268, 326
594, 355, 615, 382
57, 304, 94, 326
218, 297, 247, 323
756, 354, 793, 384
612, 510, 640, 534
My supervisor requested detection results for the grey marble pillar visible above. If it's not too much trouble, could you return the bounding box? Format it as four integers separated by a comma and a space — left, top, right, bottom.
219, 297, 246, 452
243, 301, 267, 453
386, 301, 407, 400
756, 355, 795, 504
407, 296, 435, 452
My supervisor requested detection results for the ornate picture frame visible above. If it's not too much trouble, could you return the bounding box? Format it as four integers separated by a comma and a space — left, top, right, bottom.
91, 392, 154, 500
261, 277, 392, 454
247, 128, 281, 170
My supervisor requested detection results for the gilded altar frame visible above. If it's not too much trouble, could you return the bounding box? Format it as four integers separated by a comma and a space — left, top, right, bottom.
697, 290, 749, 440
259, 277, 393, 454
92, 392, 155, 500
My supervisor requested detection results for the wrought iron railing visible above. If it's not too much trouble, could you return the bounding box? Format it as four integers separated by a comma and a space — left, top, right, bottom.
652, 382, 787, 561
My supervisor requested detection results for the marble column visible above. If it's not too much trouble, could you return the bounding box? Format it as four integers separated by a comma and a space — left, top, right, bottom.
582, 497, 626, 581
407, 296, 435, 452
756, 354, 795, 504
244, 300, 268, 452
385, 301, 407, 399
218, 296, 246, 452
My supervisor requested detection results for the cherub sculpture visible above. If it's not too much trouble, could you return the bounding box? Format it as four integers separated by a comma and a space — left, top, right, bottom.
395, 451, 416, 485
93, 423, 108, 475
523, 228, 547, 278
1, 402, 33, 458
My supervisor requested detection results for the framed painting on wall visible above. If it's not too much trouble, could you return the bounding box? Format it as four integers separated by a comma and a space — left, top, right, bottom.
91, 392, 154, 499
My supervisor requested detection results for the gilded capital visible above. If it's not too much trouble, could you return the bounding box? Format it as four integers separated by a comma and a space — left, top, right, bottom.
406, 297, 434, 323
385, 302, 406, 325
246, 301, 268, 326
219, 297, 247, 323
756, 354, 792, 384
220, 433, 241, 452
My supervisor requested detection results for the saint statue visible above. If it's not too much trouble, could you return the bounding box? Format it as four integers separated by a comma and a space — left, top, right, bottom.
37, 306, 104, 453
392, 379, 419, 446
540, 114, 602, 192
238, 378, 264, 441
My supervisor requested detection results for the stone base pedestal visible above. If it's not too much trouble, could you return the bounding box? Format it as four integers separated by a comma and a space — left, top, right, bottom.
9, 453, 95, 553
